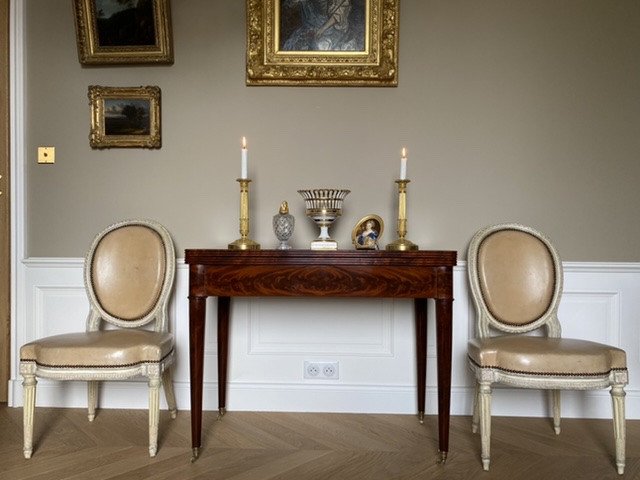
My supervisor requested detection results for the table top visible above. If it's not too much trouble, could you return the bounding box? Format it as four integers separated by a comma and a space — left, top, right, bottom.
185, 249, 457, 267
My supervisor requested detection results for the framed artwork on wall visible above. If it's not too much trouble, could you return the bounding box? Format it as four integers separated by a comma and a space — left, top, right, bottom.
88, 86, 161, 149
246, 0, 400, 86
73, 0, 173, 65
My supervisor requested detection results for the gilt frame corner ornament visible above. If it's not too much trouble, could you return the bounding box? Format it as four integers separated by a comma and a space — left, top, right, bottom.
246, 0, 400, 87
88, 85, 161, 149
73, 0, 174, 65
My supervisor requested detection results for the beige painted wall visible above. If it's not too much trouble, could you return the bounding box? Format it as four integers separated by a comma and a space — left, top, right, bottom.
25, 0, 640, 260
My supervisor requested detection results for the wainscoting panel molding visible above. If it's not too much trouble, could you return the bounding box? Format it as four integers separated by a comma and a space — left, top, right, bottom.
247, 297, 394, 356
10, 259, 640, 420
34, 286, 88, 339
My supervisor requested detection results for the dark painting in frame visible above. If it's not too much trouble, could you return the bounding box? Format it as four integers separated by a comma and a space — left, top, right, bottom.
88, 85, 161, 149
73, 0, 173, 65
247, 0, 400, 86
278, 0, 367, 52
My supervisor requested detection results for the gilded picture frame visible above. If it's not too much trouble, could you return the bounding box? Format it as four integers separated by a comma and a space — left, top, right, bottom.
352, 214, 384, 250
73, 0, 173, 65
88, 86, 161, 149
246, 0, 400, 86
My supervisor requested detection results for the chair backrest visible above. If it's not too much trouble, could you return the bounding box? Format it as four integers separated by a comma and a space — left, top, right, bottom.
467, 223, 562, 338
84, 219, 175, 332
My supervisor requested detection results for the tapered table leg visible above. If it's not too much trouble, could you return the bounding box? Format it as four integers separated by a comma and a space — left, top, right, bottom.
189, 295, 206, 462
217, 296, 231, 418
435, 298, 453, 463
414, 298, 428, 424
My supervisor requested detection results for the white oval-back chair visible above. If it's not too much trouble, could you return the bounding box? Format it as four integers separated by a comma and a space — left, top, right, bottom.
20, 219, 177, 458
467, 223, 628, 474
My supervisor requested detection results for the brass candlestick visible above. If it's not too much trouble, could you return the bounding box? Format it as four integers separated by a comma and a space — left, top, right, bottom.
228, 178, 260, 250
386, 179, 418, 251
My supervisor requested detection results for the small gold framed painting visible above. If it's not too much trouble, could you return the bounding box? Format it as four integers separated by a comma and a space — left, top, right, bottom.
352, 214, 384, 250
88, 85, 161, 149
73, 0, 173, 65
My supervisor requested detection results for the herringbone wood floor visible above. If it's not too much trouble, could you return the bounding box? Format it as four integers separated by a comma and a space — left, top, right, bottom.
1, 405, 638, 479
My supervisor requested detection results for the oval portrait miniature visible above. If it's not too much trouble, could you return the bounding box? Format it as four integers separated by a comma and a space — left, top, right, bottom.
352, 214, 384, 250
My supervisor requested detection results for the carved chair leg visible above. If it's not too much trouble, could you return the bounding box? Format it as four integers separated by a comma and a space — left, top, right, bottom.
87, 381, 99, 422
611, 385, 626, 475
148, 376, 161, 457
162, 367, 178, 419
472, 381, 480, 433
479, 382, 492, 471
22, 374, 37, 459
551, 390, 561, 435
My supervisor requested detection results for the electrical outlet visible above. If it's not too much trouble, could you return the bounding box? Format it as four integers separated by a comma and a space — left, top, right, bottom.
304, 361, 339, 380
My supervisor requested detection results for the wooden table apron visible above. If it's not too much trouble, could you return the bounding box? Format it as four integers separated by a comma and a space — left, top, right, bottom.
185, 249, 456, 459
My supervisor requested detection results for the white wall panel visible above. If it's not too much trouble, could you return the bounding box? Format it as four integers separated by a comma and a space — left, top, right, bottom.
34, 286, 87, 338
10, 259, 640, 421
247, 297, 393, 356
559, 291, 619, 344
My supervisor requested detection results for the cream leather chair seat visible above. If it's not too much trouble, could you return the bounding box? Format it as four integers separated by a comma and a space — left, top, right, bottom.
21, 330, 174, 369
468, 336, 627, 376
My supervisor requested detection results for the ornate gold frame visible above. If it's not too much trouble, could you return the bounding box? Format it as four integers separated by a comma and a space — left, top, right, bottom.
247, 0, 399, 86
73, 0, 173, 65
88, 86, 161, 149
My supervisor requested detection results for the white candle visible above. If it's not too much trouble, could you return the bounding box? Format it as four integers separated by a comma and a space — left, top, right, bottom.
241, 136, 248, 179
400, 147, 407, 180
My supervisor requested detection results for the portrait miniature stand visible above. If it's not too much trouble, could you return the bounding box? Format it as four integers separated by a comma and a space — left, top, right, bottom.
228, 178, 260, 250
386, 179, 419, 251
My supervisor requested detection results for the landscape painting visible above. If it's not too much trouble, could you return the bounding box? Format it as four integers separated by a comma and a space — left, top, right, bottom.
94, 0, 157, 47
88, 86, 161, 149
73, 0, 173, 64
104, 99, 151, 136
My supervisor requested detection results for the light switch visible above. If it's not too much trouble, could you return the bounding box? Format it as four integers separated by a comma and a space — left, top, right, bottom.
38, 146, 55, 164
